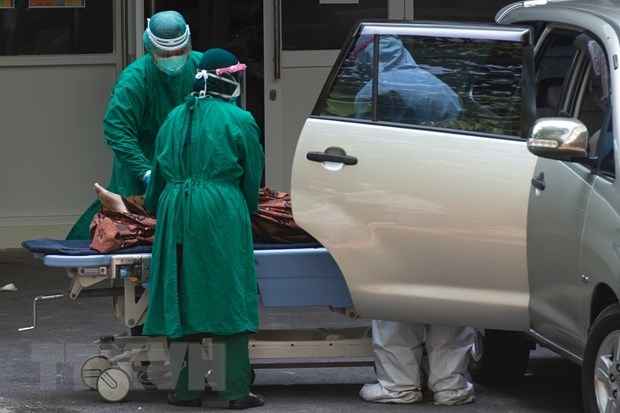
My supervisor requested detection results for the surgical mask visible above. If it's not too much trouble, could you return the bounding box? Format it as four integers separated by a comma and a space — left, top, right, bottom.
155, 54, 188, 76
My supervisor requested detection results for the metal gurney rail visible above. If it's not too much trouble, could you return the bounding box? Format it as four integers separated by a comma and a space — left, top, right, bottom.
20, 238, 372, 402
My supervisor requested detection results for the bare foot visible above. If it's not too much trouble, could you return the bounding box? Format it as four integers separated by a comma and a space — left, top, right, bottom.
94, 183, 128, 213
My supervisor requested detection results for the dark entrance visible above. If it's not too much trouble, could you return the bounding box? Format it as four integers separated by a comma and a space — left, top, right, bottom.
146, 1, 265, 137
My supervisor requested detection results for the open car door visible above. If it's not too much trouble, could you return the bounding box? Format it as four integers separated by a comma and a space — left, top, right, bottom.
291, 21, 537, 331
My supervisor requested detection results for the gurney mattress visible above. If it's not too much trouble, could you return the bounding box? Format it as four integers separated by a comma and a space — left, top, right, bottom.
22, 238, 352, 308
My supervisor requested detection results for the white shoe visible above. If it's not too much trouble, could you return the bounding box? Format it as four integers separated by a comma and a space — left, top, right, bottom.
359, 383, 422, 404
433, 384, 475, 405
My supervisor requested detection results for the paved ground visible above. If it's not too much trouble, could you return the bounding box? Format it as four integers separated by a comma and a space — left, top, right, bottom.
0, 247, 584, 412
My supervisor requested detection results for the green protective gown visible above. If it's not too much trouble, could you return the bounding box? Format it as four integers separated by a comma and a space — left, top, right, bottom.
66, 51, 202, 240
142, 95, 264, 339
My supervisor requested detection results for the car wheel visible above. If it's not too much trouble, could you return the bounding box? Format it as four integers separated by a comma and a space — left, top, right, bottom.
582, 304, 620, 413
468, 329, 531, 384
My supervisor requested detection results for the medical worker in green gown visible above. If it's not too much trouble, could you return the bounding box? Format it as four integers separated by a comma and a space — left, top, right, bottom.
66, 10, 201, 240
142, 48, 265, 409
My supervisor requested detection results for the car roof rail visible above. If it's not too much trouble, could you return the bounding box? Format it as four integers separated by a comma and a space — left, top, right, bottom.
495, 0, 548, 22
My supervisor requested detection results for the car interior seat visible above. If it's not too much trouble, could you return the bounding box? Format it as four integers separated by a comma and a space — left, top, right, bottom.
577, 90, 606, 135
536, 77, 564, 118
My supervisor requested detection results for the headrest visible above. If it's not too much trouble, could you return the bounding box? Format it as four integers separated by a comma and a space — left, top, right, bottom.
545, 85, 563, 110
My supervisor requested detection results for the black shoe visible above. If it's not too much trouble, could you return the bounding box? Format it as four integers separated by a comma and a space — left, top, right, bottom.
229, 392, 264, 410
167, 392, 203, 407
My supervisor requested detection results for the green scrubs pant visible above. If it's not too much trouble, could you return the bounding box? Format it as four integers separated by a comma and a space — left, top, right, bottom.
169, 333, 251, 402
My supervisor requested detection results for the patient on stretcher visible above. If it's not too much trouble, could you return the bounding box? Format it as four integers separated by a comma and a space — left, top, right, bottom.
90, 183, 316, 253
94, 183, 129, 213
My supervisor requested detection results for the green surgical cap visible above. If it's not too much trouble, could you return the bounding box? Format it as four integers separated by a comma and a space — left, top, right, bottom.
143, 10, 191, 54
192, 48, 239, 96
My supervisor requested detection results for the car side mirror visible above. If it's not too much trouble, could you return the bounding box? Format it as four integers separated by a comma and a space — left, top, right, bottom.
527, 117, 589, 161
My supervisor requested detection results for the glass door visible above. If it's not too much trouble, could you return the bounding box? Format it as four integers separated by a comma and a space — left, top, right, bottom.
263, 0, 412, 192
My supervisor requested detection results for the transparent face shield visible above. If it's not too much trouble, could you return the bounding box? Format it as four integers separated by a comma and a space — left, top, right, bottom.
145, 18, 191, 52
194, 63, 247, 102
146, 18, 191, 75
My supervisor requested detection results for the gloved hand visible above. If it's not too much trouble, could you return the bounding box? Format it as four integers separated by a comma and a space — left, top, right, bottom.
143, 170, 152, 186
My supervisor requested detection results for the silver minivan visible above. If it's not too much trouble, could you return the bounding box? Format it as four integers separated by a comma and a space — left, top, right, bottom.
291, 1, 620, 412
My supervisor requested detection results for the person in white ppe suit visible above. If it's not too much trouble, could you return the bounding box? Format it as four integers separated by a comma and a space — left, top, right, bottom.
354, 35, 475, 406
362, 321, 475, 405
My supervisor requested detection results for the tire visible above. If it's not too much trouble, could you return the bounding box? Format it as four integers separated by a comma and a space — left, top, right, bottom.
97, 366, 131, 403
81, 355, 111, 390
582, 303, 620, 413
468, 329, 532, 384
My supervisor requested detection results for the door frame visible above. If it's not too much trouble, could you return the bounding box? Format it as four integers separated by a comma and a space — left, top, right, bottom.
263, 0, 413, 191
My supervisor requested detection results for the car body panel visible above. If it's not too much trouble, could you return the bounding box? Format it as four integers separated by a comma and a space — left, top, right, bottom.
292, 118, 536, 330
503, 2, 620, 359
498, 1, 620, 61
527, 158, 592, 355
579, 177, 620, 352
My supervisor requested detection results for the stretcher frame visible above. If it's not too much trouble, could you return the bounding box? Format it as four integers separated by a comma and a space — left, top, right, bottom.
22, 242, 373, 402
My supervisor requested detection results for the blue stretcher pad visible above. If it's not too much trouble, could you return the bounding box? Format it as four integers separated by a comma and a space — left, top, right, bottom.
22, 238, 353, 308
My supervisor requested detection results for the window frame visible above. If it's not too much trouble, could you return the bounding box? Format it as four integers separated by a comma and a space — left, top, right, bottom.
536, 26, 615, 180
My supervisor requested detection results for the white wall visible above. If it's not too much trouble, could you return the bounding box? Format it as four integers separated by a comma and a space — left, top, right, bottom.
0, 62, 116, 249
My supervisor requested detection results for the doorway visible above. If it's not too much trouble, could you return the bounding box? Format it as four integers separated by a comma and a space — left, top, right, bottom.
146, 1, 265, 139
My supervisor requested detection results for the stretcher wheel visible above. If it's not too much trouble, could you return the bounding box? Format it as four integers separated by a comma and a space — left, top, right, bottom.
81, 355, 112, 390
97, 366, 131, 402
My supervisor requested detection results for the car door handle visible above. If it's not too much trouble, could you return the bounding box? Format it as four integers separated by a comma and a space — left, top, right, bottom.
531, 177, 546, 191
306, 151, 358, 165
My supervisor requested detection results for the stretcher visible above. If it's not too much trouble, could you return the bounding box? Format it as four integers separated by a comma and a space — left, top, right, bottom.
21, 238, 372, 402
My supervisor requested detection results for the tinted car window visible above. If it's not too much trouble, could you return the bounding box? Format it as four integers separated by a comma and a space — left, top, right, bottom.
321, 33, 528, 137
534, 38, 578, 118
539, 30, 614, 179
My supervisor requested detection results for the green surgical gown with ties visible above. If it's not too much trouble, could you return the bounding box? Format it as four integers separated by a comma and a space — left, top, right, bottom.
65, 51, 202, 240
142, 94, 265, 339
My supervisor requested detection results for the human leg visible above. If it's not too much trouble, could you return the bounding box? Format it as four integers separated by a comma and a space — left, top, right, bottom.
167, 334, 205, 406
94, 182, 128, 213
425, 325, 475, 405
359, 320, 424, 404
211, 333, 264, 409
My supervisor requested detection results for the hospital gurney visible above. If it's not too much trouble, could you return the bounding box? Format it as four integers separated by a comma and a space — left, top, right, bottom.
21, 238, 372, 402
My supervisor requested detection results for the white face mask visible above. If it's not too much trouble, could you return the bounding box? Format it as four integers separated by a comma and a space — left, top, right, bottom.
155, 54, 188, 76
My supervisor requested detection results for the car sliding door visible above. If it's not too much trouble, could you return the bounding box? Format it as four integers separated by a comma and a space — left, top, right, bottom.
291, 22, 537, 330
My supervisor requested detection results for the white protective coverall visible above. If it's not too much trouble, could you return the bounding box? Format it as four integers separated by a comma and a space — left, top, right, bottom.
360, 320, 475, 405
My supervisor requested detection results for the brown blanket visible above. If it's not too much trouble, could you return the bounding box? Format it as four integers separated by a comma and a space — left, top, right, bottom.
89, 187, 316, 253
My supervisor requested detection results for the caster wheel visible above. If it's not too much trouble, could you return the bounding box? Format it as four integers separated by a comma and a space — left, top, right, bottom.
97, 366, 131, 402
81, 355, 111, 390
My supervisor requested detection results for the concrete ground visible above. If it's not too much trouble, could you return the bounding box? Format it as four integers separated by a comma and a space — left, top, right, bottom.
0, 247, 583, 413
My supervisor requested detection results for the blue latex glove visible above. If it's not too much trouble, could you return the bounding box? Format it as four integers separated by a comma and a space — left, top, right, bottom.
143, 170, 152, 186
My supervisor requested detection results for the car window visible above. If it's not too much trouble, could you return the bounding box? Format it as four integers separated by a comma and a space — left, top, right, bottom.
320, 32, 530, 137
578, 38, 614, 179
548, 32, 615, 179
538, 29, 615, 179
534, 32, 579, 118
596, 123, 614, 179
